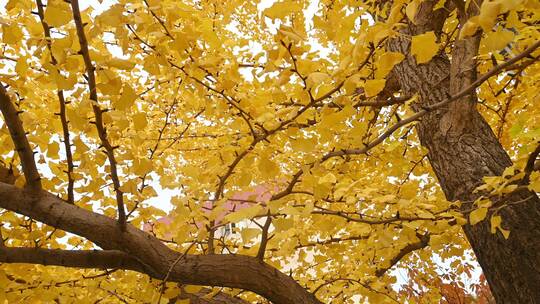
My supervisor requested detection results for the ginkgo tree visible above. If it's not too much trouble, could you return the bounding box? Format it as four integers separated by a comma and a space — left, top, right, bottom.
0, 0, 539, 303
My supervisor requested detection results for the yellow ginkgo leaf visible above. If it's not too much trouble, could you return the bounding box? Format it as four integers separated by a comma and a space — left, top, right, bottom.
279, 29, 304, 42
133, 158, 153, 176
411, 31, 440, 64
364, 79, 386, 97
2, 24, 23, 44
116, 85, 137, 110
490, 215, 502, 233
225, 205, 264, 223
459, 17, 480, 39
375, 52, 404, 78
478, 1, 501, 32
47, 142, 60, 158
499, 227, 510, 239
264, 1, 303, 20
240, 228, 260, 243
107, 58, 136, 70
132, 112, 148, 131
273, 218, 294, 232
306, 72, 330, 88
44, 5, 72, 28
258, 155, 280, 178
319, 172, 337, 184
482, 29, 514, 53
15, 58, 28, 74
470, 207, 488, 225
405, 0, 422, 23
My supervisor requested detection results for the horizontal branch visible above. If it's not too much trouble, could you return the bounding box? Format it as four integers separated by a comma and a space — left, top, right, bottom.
0, 247, 143, 272
0, 247, 249, 304
296, 235, 369, 249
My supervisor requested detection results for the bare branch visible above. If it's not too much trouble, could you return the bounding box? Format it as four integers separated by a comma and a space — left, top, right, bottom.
296, 235, 369, 249
311, 208, 453, 225
256, 214, 272, 260
0, 247, 143, 271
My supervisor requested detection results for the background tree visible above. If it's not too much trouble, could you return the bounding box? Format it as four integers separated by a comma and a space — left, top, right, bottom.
0, 0, 538, 303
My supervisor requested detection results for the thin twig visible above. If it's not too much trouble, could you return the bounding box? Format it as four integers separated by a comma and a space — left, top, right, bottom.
157, 242, 196, 304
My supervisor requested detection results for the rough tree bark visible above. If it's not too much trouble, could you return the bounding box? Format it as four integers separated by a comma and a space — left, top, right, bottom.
387, 2, 540, 303
0, 182, 321, 304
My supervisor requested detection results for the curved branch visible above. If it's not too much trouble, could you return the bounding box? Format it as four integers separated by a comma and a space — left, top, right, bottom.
0, 182, 321, 304
375, 233, 430, 277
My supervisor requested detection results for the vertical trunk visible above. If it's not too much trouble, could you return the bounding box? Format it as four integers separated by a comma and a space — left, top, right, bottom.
388, 32, 540, 303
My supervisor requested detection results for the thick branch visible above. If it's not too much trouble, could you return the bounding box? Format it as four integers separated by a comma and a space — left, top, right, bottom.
174, 287, 250, 304
0, 248, 245, 304
0, 247, 143, 272
0, 86, 41, 191
0, 182, 321, 304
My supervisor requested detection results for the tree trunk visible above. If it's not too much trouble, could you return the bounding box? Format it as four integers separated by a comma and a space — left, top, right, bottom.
388, 27, 540, 303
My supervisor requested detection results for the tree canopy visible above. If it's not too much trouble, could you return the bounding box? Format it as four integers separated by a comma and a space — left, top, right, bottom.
0, 0, 539, 303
